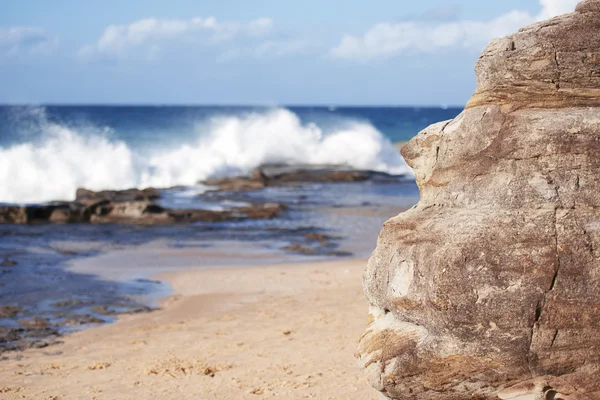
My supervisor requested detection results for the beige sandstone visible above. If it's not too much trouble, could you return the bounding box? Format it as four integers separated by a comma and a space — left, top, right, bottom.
358, 1, 600, 399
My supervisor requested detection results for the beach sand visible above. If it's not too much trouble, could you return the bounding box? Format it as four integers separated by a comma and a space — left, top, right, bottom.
0, 258, 376, 400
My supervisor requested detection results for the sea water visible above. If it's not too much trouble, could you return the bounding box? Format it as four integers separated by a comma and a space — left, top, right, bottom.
0, 105, 460, 203
0, 105, 461, 345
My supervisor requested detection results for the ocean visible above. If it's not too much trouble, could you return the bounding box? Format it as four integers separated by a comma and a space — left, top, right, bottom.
0, 105, 461, 204
0, 105, 462, 351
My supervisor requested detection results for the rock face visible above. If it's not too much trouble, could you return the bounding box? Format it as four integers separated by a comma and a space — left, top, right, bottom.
203, 164, 400, 192
0, 188, 284, 225
358, 2, 600, 399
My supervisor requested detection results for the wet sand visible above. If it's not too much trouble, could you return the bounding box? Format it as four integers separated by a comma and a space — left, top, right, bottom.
0, 257, 376, 400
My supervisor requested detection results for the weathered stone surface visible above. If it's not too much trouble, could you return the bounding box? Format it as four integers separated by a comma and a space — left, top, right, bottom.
0, 205, 59, 224
0, 306, 23, 318
0, 207, 26, 224
467, 1, 600, 110
0, 188, 284, 225
204, 177, 267, 192
259, 164, 380, 183
358, 2, 600, 399
75, 187, 161, 204
204, 164, 400, 191
88, 201, 171, 224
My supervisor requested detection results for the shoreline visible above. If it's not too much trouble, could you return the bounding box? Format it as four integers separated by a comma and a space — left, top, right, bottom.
0, 183, 411, 354
0, 254, 376, 399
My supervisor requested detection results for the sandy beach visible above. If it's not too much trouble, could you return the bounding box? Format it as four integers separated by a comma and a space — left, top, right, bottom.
4, 0, 599, 397
0, 257, 376, 400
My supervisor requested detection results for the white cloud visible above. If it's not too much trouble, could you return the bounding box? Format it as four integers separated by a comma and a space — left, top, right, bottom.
332, 10, 532, 60
218, 39, 312, 62
80, 16, 274, 59
538, 0, 581, 19
331, 0, 581, 61
0, 27, 57, 55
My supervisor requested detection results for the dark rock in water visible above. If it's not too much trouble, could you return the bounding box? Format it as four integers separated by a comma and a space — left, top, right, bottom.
2, 257, 17, 267
166, 208, 230, 224
280, 242, 352, 258
260, 164, 373, 183
23, 205, 61, 223
134, 278, 162, 285
251, 168, 269, 182
0, 187, 285, 225
168, 203, 284, 223
89, 201, 285, 224
0, 306, 22, 318
48, 207, 75, 223
54, 249, 78, 256
0, 203, 86, 224
0, 205, 60, 224
203, 177, 267, 192
54, 314, 105, 327
92, 304, 153, 316
0, 327, 22, 345
47, 203, 88, 223
359, 1, 600, 399
304, 233, 331, 243
239, 203, 285, 220
261, 164, 403, 183
204, 164, 401, 192
280, 244, 315, 255
29, 340, 50, 349
75, 187, 161, 204
52, 299, 92, 308
89, 201, 169, 224
18, 317, 50, 329
324, 250, 353, 257
55, 188, 162, 223
0, 206, 27, 224
280, 230, 348, 256
75, 189, 167, 224
0, 322, 58, 353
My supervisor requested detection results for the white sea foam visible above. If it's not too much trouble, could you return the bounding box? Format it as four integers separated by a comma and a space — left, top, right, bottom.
0, 108, 412, 203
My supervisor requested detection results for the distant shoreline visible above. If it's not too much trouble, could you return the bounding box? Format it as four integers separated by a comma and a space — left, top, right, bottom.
0, 103, 465, 109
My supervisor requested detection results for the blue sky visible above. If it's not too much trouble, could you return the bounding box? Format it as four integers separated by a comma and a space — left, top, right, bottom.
0, 0, 580, 105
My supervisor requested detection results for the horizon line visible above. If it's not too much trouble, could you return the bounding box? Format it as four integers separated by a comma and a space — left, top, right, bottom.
0, 103, 466, 109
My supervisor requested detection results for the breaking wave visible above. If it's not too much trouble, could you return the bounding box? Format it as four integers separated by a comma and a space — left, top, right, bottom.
0, 107, 411, 203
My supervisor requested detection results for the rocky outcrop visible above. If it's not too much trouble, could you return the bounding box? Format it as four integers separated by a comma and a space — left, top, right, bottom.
203, 164, 400, 191
358, 2, 600, 399
467, 0, 600, 110
0, 188, 284, 225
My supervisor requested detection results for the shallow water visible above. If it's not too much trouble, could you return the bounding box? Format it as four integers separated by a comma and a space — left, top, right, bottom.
0, 104, 436, 351
0, 179, 419, 351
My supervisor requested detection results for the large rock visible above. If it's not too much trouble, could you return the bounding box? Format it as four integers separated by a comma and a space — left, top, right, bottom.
203, 164, 400, 191
0, 188, 285, 225
0, 204, 74, 224
358, 2, 600, 399
468, 0, 600, 111
75, 187, 161, 205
